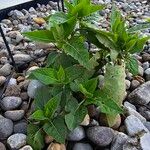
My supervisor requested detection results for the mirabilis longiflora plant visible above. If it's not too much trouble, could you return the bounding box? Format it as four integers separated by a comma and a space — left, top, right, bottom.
81, 5, 150, 126
23, 0, 150, 149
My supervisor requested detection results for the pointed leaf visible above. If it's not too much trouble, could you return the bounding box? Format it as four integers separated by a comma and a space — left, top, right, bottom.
43, 117, 67, 143
23, 30, 55, 43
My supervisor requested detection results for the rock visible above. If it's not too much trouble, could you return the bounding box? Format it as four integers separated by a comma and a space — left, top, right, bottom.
19, 145, 33, 150
67, 126, 85, 141
29, 7, 37, 14
27, 80, 43, 98
8, 78, 17, 86
138, 66, 144, 76
14, 121, 27, 134
47, 143, 66, 150
0, 63, 12, 76
142, 53, 150, 62
144, 122, 150, 131
125, 106, 146, 123
125, 80, 131, 90
0, 142, 6, 150
33, 17, 46, 25
111, 132, 128, 150
124, 115, 149, 136
20, 92, 29, 101
26, 66, 39, 76
140, 133, 150, 150
130, 80, 140, 90
145, 68, 150, 81
0, 76, 6, 86
128, 81, 150, 105
124, 101, 136, 110
7, 133, 26, 149
80, 114, 90, 126
17, 76, 25, 83
0, 117, 13, 140
13, 54, 32, 64
13, 10, 25, 19
45, 135, 54, 144
5, 85, 21, 97
142, 62, 149, 70
123, 138, 140, 150
4, 110, 24, 121
112, 115, 121, 129
0, 96, 22, 111
73, 143, 93, 150
87, 126, 114, 147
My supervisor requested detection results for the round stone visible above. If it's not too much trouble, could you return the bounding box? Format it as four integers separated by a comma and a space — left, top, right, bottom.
27, 80, 43, 98
0, 63, 12, 77
0, 117, 13, 140
0, 76, 6, 86
7, 133, 26, 149
19, 145, 33, 150
4, 110, 25, 121
0, 142, 6, 150
0, 96, 22, 111
73, 143, 93, 150
14, 121, 27, 134
67, 126, 85, 141
87, 126, 114, 147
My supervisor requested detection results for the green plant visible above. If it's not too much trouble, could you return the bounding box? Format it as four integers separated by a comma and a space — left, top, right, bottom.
23, 1, 150, 149
81, 5, 150, 126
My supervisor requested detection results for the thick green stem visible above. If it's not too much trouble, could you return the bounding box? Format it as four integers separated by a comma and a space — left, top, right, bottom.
101, 62, 126, 127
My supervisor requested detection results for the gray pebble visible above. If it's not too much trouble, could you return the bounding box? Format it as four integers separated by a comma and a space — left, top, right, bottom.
0, 117, 13, 140
19, 145, 33, 150
27, 80, 43, 98
87, 126, 114, 147
67, 126, 85, 141
0, 63, 12, 76
124, 101, 136, 110
145, 68, 150, 81
0, 76, 6, 86
111, 132, 128, 150
1, 96, 22, 111
4, 110, 25, 121
128, 81, 150, 105
0, 142, 6, 150
73, 143, 93, 150
14, 121, 27, 134
140, 133, 150, 150
124, 115, 149, 136
7, 133, 26, 149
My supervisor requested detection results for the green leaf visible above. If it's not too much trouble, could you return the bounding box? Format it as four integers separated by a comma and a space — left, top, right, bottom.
128, 23, 150, 33
34, 86, 52, 110
57, 66, 66, 82
96, 32, 118, 52
65, 65, 87, 82
29, 68, 58, 85
27, 124, 44, 150
79, 78, 98, 98
65, 104, 87, 130
29, 110, 47, 121
48, 12, 68, 28
128, 36, 150, 54
23, 30, 55, 43
43, 117, 67, 143
126, 56, 138, 76
63, 37, 90, 69
44, 93, 62, 118
65, 97, 78, 113
46, 51, 59, 67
